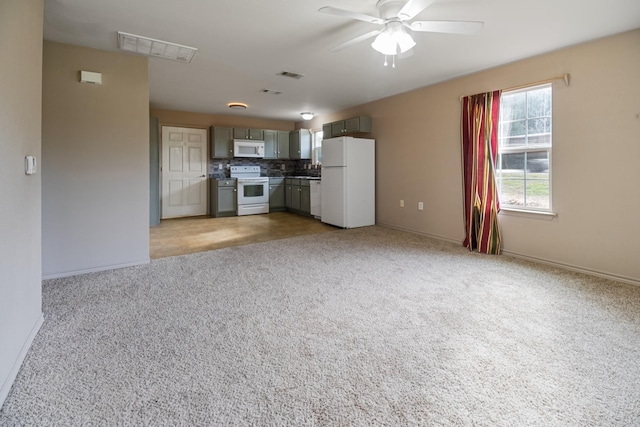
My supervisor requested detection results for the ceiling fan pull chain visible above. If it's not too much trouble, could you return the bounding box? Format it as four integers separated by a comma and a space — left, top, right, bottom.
392, 55, 396, 68
383, 55, 388, 67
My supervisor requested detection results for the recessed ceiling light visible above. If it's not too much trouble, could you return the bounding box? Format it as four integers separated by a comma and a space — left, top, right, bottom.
117, 31, 197, 63
228, 102, 248, 110
301, 112, 314, 120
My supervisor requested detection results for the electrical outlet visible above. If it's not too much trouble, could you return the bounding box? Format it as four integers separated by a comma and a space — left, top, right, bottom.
400, 200, 404, 208
418, 202, 424, 210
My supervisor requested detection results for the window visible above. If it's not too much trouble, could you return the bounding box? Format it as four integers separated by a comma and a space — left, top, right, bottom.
312, 129, 323, 165
496, 84, 552, 211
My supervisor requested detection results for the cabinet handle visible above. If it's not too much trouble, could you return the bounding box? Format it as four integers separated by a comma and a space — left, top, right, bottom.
233, 189, 236, 192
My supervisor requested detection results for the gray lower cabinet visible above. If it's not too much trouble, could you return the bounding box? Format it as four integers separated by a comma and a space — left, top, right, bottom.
210, 178, 236, 217
211, 126, 233, 158
300, 180, 310, 214
285, 178, 310, 214
269, 177, 286, 212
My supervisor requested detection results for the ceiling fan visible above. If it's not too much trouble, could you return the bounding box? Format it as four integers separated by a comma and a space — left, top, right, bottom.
319, 0, 483, 67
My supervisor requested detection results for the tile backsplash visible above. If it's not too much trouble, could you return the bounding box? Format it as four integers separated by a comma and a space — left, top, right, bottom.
209, 158, 320, 179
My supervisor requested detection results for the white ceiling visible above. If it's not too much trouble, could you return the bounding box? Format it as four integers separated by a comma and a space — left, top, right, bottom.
43, 0, 640, 122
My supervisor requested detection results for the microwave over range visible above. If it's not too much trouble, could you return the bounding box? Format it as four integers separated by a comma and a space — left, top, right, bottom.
233, 139, 265, 158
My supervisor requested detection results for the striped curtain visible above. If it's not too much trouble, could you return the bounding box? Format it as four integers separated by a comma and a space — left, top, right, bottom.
461, 91, 502, 254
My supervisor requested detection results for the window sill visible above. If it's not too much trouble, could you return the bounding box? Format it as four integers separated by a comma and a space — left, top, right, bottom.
499, 207, 557, 220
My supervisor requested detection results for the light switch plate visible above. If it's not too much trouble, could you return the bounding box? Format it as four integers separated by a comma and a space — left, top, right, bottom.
25, 156, 37, 175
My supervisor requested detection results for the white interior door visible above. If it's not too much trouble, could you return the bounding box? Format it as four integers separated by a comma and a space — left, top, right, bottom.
161, 126, 208, 219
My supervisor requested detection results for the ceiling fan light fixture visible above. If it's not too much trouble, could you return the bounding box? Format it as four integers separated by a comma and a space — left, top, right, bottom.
371, 24, 415, 56
301, 112, 314, 120
371, 31, 397, 55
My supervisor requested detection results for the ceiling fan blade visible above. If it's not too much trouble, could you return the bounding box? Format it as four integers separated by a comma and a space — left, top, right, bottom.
410, 20, 484, 34
397, 0, 437, 21
319, 6, 383, 24
330, 30, 382, 52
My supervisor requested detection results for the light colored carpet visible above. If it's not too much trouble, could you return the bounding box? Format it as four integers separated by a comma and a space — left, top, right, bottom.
1, 226, 639, 426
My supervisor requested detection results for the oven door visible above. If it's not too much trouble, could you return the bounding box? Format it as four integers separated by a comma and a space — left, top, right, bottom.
237, 178, 269, 205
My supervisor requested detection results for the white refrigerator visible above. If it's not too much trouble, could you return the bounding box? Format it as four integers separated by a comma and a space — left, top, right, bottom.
321, 137, 375, 228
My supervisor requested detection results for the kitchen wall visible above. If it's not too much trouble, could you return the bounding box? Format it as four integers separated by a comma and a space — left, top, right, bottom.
42, 41, 150, 278
305, 29, 640, 285
149, 109, 317, 181
150, 108, 296, 132
0, 0, 44, 406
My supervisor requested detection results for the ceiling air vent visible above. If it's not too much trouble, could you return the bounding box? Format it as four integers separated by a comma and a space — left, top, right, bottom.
278, 71, 304, 79
117, 31, 198, 63
261, 89, 283, 95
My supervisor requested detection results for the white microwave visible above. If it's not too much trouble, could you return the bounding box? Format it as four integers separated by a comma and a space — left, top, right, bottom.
233, 139, 265, 158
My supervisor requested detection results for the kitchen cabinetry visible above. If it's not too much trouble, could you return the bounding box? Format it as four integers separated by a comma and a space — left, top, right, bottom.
277, 131, 290, 159
289, 129, 311, 159
210, 178, 236, 217
263, 130, 277, 159
285, 178, 310, 214
322, 123, 331, 137
233, 128, 264, 140
269, 177, 286, 212
325, 116, 372, 138
263, 130, 290, 159
211, 126, 233, 158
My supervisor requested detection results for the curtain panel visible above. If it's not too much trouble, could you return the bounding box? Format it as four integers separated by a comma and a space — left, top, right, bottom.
461, 91, 502, 254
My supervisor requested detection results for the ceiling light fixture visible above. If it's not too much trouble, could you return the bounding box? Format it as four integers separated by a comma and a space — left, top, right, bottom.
301, 112, 314, 120
371, 22, 415, 68
117, 31, 198, 63
228, 102, 248, 110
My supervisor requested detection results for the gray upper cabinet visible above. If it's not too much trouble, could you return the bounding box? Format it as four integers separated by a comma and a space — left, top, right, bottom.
322, 123, 331, 138
289, 129, 311, 159
277, 131, 290, 159
233, 128, 264, 140
263, 130, 290, 159
211, 126, 233, 158
325, 115, 372, 138
263, 130, 277, 159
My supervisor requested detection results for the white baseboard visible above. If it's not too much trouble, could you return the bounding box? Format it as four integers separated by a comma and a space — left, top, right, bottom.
376, 223, 640, 287
376, 222, 462, 246
501, 249, 640, 287
42, 258, 150, 280
0, 313, 44, 407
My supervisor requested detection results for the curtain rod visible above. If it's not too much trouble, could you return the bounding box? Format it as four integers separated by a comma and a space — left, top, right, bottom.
459, 73, 570, 100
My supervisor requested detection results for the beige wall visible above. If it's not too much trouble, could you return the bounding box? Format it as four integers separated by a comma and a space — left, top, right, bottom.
42, 41, 150, 277
307, 29, 640, 284
150, 108, 295, 132
0, 0, 44, 406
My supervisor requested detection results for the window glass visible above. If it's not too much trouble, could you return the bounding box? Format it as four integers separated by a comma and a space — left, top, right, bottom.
313, 130, 323, 164
496, 84, 552, 211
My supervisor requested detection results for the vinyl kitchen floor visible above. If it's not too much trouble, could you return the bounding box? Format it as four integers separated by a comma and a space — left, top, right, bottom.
150, 212, 337, 259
